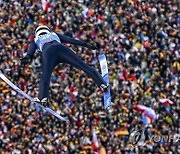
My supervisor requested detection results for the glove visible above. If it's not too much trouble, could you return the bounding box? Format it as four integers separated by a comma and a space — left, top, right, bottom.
20, 54, 32, 65
90, 45, 98, 50
86, 43, 98, 50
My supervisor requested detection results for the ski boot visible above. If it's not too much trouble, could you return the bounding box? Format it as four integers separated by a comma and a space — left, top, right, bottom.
99, 83, 109, 93
34, 97, 49, 112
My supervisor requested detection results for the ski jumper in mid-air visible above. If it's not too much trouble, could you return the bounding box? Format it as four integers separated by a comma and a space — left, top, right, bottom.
21, 25, 109, 106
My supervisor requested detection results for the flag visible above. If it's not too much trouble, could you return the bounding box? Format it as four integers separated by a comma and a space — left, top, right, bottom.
115, 128, 129, 136
141, 114, 151, 125
144, 108, 157, 121
136, 105, 157, 121
41, 0, 52, 12
92, 129, 99, 151
136, 105, 147, 112
159, 98, 174, 106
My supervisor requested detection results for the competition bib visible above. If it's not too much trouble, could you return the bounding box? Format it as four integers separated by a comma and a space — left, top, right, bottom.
34, 32, 61, 51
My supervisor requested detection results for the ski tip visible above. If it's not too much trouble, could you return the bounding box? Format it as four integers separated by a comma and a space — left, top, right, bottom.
98, 54, 106, 59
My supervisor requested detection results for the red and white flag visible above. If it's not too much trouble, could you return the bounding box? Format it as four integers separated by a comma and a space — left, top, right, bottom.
136, 105, 147, 112
41, 0, 52, 12
136, 105, 157, 121
144, 108, 157, 121
159, 98, 174, 106
92, 129, 99, 151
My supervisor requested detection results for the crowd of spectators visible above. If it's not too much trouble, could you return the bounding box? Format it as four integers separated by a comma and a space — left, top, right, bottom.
0, 0, 179, 153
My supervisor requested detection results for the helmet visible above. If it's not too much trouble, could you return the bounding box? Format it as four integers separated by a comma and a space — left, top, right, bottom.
35, 25, 50, 38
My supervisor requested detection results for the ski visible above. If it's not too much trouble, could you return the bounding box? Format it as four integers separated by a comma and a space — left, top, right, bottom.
0, 70, 68, 122
98, 54, 112, 109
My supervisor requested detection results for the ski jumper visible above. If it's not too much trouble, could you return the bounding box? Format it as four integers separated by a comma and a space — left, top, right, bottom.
27, 32, 106, 100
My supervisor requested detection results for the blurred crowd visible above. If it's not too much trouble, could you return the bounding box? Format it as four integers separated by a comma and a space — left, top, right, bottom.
0, 0, 179, 153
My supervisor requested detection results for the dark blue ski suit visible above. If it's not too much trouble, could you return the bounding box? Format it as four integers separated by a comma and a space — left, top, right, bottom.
26, 32, 106, 100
